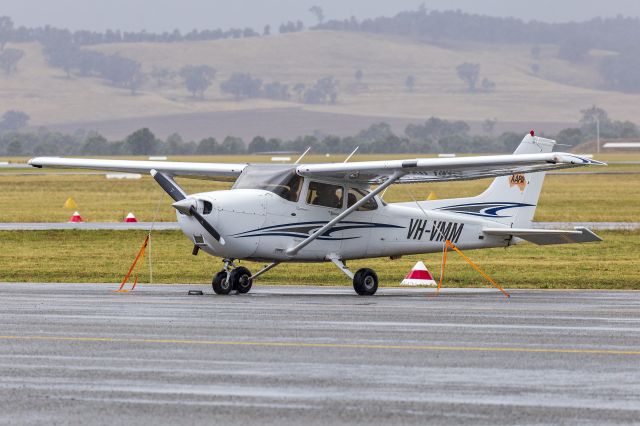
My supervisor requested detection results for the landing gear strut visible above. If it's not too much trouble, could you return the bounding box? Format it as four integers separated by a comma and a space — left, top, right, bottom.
328, 256, 379, 296
212, 259, 252, 295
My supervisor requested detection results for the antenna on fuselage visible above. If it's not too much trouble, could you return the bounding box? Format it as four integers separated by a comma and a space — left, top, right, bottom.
294, 147, 312, 164
343, 146, 359, 163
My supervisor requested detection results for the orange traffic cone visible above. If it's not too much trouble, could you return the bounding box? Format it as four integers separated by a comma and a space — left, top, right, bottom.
400, 261, 437, 286
124, 212, 138, 223
69, 211, 83, 223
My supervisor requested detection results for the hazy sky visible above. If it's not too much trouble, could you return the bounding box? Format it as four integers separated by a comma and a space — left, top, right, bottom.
3, 0, 640, 32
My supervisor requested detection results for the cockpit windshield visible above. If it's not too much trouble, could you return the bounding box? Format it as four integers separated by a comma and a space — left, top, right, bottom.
232, 165, 303, 202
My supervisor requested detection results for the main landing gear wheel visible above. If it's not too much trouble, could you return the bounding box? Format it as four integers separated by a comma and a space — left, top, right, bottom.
212, 270, 232, 295
353, 268, 378, 296
229, 266, 252, 294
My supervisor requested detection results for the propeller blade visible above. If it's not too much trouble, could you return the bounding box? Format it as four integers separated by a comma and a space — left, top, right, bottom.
151, 169, 225, 245
151, 169, 186, 202
189, 206, 225, 245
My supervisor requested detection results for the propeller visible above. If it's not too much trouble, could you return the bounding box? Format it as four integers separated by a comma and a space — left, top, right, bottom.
151, 169, 225, 245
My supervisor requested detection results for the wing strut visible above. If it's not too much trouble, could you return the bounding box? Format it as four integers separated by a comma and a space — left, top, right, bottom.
286, 171, 404, 256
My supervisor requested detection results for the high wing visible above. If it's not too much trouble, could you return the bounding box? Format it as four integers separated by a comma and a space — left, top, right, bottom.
483, 227, 602, 245
297, 153, 604, 184
28, 157, 247, 181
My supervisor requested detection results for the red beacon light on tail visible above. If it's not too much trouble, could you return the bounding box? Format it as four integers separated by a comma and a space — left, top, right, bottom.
530, 129, 535, 137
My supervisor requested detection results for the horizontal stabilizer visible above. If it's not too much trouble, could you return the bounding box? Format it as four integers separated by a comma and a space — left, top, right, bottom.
483, 226, 602, 245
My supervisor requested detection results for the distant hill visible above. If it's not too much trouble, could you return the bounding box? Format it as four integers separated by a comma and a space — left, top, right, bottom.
2, 30, 640, 140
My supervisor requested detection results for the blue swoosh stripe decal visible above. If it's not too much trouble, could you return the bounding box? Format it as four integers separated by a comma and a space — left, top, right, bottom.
231, 221, 404, 240
436, 202, 534, 218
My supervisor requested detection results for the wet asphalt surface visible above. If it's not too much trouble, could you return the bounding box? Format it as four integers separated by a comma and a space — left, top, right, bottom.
0, 283, 638, 425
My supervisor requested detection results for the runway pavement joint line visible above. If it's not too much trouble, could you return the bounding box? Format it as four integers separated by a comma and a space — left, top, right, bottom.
1, 335, 639, 356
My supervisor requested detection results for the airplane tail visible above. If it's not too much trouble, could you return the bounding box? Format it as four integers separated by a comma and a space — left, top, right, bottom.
428, 132, 556, 228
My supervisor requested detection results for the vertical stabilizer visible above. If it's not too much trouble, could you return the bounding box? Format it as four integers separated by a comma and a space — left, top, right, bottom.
427, 133, 556, 228
471, 133, 555, 227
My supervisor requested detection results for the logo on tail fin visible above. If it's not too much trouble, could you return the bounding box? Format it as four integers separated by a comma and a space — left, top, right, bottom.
509, 174, 527, 191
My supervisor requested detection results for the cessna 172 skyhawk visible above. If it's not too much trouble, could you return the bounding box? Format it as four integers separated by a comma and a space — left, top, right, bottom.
29, 132, 604, 295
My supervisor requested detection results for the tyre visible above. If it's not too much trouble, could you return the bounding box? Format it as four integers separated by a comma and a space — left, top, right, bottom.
229, 266, 252, 294
353, 268, 378, 296
212, 270, 231, 295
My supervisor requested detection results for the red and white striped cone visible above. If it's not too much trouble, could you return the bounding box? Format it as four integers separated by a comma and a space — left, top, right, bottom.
124, 212, 138, 223
69, 211, 83, 223
400, 261, 437, 286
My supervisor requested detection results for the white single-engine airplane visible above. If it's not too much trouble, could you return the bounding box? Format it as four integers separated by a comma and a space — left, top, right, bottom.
29, 132, 604, 295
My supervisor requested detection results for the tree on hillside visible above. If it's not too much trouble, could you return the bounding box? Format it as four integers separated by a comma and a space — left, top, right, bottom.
579, 105, 608, 127
482, 118, 497, 134
531, 45, 541, 60
180, 65, 217, 98
279, 21, 304, 33
480, 77, 496, 92
81, 133, 110, 155
248, 136, 267, 153
0, 48, 24, 75
599, 48, 640, 93
293, 83, 306, 101
531, 63, 540, 75
555, 128, 583, 147
405, 117, 470, 141
558, 38, 591, 62
263, 81, 290, 100
405, 75, 416, 92
0, 16, 13, 51
220, 72, 262, 100
100, 54, 144, 94
220, 136, 245, 154
309, 6, 325, 25
0, 110, 29, 132
196, 137, 218, 154
456, 63, 480, 91
125, 128, 157, 155
303, 76, 338, 104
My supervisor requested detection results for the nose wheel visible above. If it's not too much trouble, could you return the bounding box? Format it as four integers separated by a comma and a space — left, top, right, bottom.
212, 259, 253, 295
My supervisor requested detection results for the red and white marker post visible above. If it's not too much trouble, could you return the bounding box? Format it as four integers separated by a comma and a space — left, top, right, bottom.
400, 261, 437, 286
68, 211, 83, 223
124, 212, 138, 223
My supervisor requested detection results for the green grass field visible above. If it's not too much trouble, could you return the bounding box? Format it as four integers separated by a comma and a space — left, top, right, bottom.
0, 230, 637, 288
1, 152, 637, 288
0, 163, 637, 222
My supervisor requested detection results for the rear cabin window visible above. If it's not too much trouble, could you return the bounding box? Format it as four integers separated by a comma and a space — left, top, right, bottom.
307, 181, 344, 209
347, 188, 378, 211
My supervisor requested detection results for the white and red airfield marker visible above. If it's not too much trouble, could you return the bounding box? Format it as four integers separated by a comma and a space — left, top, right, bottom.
68, 211, 83, 223
400, 261, 437, 286
124, 212, 138, 223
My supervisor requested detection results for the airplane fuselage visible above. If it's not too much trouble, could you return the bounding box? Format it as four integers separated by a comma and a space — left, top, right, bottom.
177, 188, 511, 262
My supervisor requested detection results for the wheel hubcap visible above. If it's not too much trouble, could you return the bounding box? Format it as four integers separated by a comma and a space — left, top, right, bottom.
221, 277, 230, 290
239, 275, 250, 287
364, 276, 374, 289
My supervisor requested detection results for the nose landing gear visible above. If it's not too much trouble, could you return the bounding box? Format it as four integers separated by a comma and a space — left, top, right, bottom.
212, 259, 253, 295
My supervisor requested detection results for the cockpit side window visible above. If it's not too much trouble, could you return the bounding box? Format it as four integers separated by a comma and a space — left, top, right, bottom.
347, 188, 378, 211
232, 165, 302, 202
307, 181, 344, 209
274, 173, 303, 202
